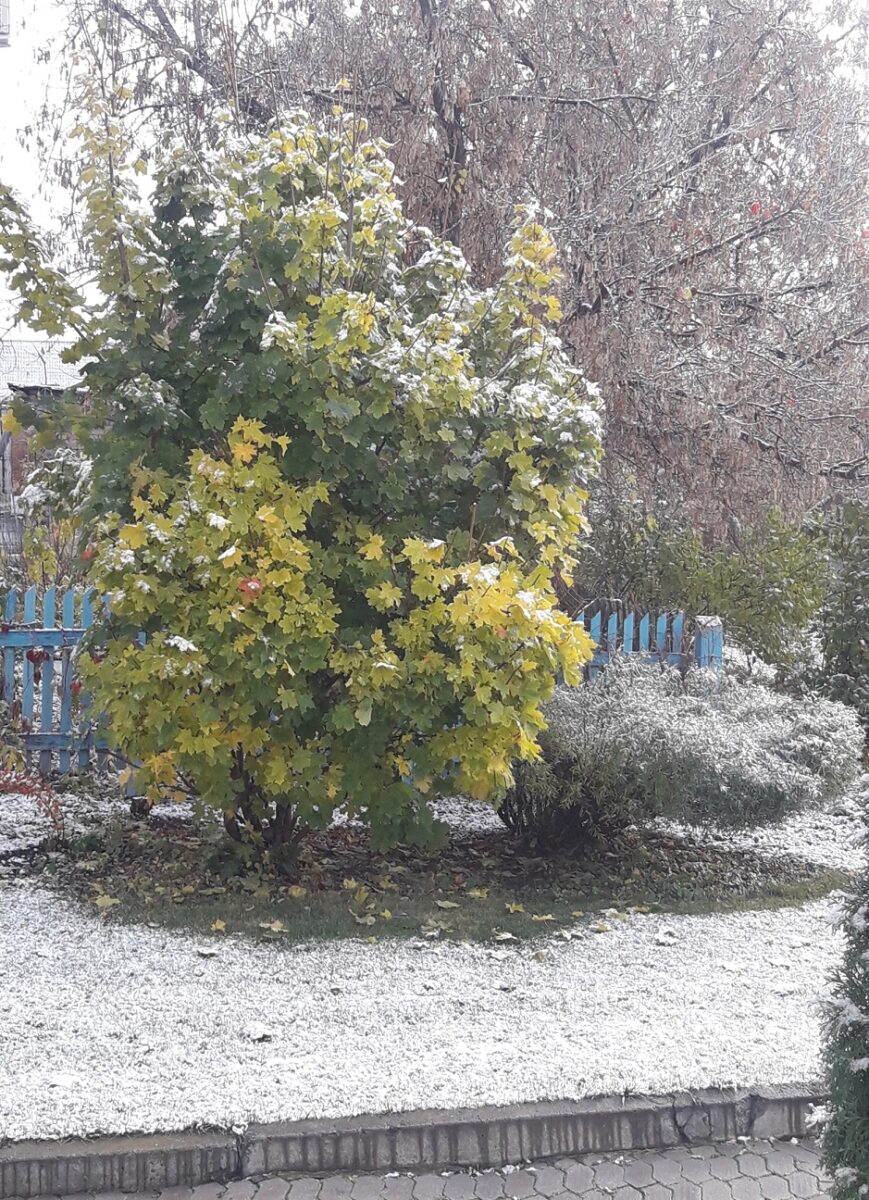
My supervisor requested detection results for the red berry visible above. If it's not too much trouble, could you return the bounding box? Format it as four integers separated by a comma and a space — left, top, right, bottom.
71, 681, 82, 696
239, 578, 263, 598
750, 202, 761, 216
82, 544, 96, 562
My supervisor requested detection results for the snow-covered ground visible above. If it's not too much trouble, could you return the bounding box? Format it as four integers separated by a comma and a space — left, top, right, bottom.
0, 882, 844, 1140
0, 781, 864, 1141
5, 784, 862, 872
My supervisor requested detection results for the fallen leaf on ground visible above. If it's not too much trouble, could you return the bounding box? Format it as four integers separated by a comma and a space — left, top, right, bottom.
435, 900, 460, 909
94, 895, 120, 910
210, 920, 226, 933
589, 921, 610, 933
505, 902, 525, 914
259, 919, 286, 933
286, 885, 306, 899
467, 887, 488, 899
531, 913, 555, 923
493, 931, 517, 942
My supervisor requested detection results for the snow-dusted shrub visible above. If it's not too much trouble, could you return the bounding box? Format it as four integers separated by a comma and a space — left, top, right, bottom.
499, 657, 862, 848
823, 775, 869, 1199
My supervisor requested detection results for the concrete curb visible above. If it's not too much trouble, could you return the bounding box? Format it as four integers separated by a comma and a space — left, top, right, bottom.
0, 1084, 826, 1199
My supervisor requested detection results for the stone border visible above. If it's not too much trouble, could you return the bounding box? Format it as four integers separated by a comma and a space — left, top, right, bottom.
0, 1085, 825, 1199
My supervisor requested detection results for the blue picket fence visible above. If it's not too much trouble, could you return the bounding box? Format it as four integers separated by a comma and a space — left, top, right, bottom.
0, 587, 724, 777
0, 585, 105, 776
577, 608, 724, 680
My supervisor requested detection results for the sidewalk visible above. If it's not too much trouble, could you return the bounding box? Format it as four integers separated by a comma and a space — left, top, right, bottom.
48, 1141, 830, 1200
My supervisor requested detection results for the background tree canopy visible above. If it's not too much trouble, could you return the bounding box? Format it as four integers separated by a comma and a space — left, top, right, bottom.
23, 0, 869, 533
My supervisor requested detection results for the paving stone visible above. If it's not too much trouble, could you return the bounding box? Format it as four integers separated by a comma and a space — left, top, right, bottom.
382, 1178, 415, 1200
789, 1143, 824, 1166
589, 1161, 625, 1190
527, 1166, 565, 1197
674, 1184, 711, 1200
681, 1157, 713, 1184
562, 1163, 594, 1193
757, 1177, 790, 1200
320, 1179, 354, 1200
352, 1177, 386, 1200
443, 1175, 477, 1200
651, 1158, 685, 1186
286, 1183, 323, 1200
729, 1178, 764, 1200
737, 1154, 768, 1179
224, 1184, 257, 1200
191, 1186, 226, 1200
412, 1174, 446, 1200
788, 1172, 825, 1198
640, 1186, 674, 1200
761, 1148, 798, 1176
710, 1155, 742, 1181
256, 1180, 292, 1200
502, 1170, 536, 1199
702, 1181, 734, 1200
622, 1159, 654, 1188
611, 1188, 643, 1200
473, 1174, 506, 1200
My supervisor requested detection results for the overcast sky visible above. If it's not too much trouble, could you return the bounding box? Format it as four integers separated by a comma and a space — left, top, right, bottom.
0, 0, 66, 335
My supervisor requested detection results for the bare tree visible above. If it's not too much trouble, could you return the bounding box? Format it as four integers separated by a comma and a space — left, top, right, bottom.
26, 0, 869, 528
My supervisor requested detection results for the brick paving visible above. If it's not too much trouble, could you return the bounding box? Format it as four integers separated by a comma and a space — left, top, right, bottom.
68, 1139, 830, 1200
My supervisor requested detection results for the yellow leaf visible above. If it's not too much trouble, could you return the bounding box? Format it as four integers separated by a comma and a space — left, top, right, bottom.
468, 887, 488, 899
531, 913, 555, 923
259, 919, 286, 933
351, 912, 376, 926
342, 878, 359, 890
505, 902, 525, 914
571, 910, 584, 919
590, 922, 610, 933
380, 909, 393, 920
231, 440, 258, 464
1, 411, 22, 435
211, 919, 227, 933
360, 533, 385, 561
120, 523, 148, 550
353, 886, 370, 905
287, 885, 307, 899
180, 884, 195, 895
435, 900, 460, 910
94, 895, 120, 910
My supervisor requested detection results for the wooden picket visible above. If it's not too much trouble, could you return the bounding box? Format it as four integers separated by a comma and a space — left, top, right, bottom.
0, 586, 724, 778
0, 584, 109, 776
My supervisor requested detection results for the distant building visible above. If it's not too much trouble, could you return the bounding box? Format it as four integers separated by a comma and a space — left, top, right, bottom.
0, 0, 9, 47
0, 339, 81, 512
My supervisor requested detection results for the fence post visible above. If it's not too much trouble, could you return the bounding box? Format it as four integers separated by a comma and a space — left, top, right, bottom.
694, 615, 724, 670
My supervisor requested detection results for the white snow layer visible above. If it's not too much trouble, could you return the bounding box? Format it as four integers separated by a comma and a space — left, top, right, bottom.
0, 883, 845, 1140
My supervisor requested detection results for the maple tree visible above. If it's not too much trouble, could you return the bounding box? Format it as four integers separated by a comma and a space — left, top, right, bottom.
0, 112, 606, 864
